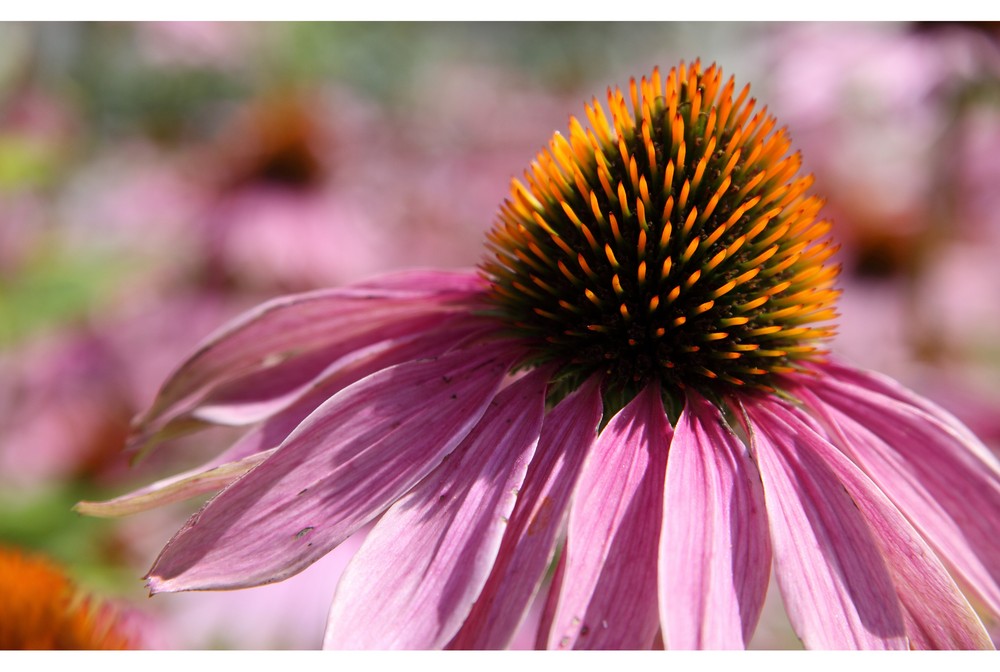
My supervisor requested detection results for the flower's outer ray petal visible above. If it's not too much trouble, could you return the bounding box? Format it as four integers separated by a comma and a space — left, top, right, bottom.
134, 309, 473, 453
660, 391, 771, 649
810, 360, 1000, 470
144, 341, 519, 592
146, 299, 447, 421
448, 376, 604, 649
75, 449, 276, 518
188, 312, 484, 426
73, 449, 274, 518
187, 313, 490, 427
767, 397, 993, 650
744, 399, 908, 650
535, 548, 566, 649
131, 309, 461, 455
323, 368, 548, 649
79, 321, 494, 519
216, 320, 491, 460
352, 268, 488, 294
133, 270, 486, 448
548, 383, 670, 650
798, 369, 1000, 621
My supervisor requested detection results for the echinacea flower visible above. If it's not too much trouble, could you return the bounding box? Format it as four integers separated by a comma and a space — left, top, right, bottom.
79, 61, 1000, 650
0, 546, 147, 649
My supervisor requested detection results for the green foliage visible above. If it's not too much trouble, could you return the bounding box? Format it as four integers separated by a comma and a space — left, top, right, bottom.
0, 243, 137, 347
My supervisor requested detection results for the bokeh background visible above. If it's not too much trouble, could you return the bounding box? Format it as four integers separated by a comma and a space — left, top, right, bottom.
1, 21, 999, 649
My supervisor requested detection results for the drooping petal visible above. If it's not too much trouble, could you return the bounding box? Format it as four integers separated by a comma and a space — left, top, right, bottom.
215, 321, 487, 460
81, 323, 494, 519
659, 391, 771, 649
189, 313, 490, 426
353, 268, 488, 294
74, 449, 276, 518
548, 383, 670, 650
796, 371, 1000, 621
744, 397, 908, 649
448, 376, 604, 649
809, 360, 1000, 470
323, 368, 548, 649
133, 274, 486, 450
149, 295, 432, 414
134, 310, 479, 454
145, 341, 520, 592
763, 397, 993, 649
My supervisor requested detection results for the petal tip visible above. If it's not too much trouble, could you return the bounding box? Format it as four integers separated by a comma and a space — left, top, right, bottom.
73, 499, 114, 518
145, 574, 175, 595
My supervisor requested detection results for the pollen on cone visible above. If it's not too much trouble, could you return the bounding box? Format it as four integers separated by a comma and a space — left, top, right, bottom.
482, 61, 839, 396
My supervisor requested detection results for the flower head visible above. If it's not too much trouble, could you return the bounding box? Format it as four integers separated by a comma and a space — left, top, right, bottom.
79, 61, 1000, 650
484, 63, 838, 402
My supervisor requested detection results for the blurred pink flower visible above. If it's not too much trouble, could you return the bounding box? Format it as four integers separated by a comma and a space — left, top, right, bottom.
766, 23, 1000, 452
0, 294, 235, 489
187, 92, 417, 291
0, 194, 44, 277
769, 23, 1000, 266
204, 186, 397, 293
955, 104, 1000, 238
82, 63, 998, 650
0, 86, 80, 271
137, 22, 258, 70
0, 87, 78, 150
58, 142, 205, 259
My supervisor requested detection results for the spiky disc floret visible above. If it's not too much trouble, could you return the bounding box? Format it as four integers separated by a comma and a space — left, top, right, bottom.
0, 547, 134, 649
482, 61, 841, 400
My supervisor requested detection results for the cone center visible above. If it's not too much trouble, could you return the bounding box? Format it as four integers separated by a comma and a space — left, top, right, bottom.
482, 63, 840, 399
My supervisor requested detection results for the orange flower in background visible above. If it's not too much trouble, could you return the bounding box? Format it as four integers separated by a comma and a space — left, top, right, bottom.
0, 546, 138, 650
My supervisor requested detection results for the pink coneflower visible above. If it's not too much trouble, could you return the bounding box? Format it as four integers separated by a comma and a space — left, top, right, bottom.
79, 62, 999, 650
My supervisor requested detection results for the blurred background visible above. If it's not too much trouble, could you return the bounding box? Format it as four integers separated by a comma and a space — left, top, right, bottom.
1, 22, 998, 649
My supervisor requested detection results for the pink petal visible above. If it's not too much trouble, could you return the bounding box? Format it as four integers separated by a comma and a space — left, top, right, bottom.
217, 322, 486, 459
323, 368, 549, 649
135, 310, 479, 453
134, 277, 485, 449
660, 391, 771, 649
764, 397, 993, 649
744, 398, 907, 649
80, 323, 495, 519
353, 268, 488, 294
145, 341, 519, 592
535, 548, 566, 649
189, 313, 489, 426
548, 383, 670, 650
448, 376, 604, 649
181, 337, 385, 425
809, 360, 1000, 469
797, 370, 1000, 621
